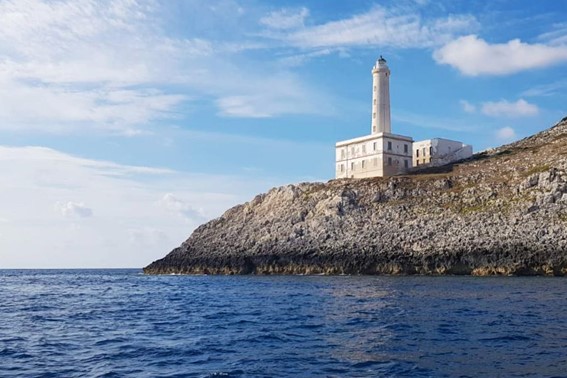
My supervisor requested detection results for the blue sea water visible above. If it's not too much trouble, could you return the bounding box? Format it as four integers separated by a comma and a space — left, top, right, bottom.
0, 270, 566, 377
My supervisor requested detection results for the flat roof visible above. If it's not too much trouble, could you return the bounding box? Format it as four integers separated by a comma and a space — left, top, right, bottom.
413, 138, 470, 146
336, 132, 413, 147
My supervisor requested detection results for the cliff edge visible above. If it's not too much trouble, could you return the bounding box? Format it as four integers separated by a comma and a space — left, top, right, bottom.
145, 117, 567, 276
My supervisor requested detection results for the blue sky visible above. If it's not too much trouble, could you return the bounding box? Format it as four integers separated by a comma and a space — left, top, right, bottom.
1, 0, 566, 268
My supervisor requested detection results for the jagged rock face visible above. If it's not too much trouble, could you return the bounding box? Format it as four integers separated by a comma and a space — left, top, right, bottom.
145, 118, 567, 276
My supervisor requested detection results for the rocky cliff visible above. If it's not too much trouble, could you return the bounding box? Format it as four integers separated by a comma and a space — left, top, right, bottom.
145, 117, 567, 276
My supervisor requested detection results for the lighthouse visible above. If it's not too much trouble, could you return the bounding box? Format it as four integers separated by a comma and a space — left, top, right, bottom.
371, 56, 391, 134
334, 56, 473, 179
335, 56, 413, 178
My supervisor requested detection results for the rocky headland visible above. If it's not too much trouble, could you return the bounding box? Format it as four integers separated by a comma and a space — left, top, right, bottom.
145, 117, 567, 276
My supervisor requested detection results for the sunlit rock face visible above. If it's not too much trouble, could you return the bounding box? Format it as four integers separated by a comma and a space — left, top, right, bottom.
145, 117, 567, 276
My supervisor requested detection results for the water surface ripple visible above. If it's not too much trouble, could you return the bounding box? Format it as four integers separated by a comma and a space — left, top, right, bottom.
1, 270, 566, 377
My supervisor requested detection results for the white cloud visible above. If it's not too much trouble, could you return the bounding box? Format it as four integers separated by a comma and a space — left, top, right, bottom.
214, 71, 334, 118
217, 94, 318, 118
495, 126, 517, 142
0, 0, 332, 131
538, 23, 567, 46
128, 227, 169, 247
481, 99, 539, 117
0, 145, 285, 268
460, 100, 476, 113
276, 49, 332, 68
56, 201, 93, 218
434, 35, 567, 76
0, 0, 193, 133
0, 82, 187, 133
521, 79, 567, 97
216, 96, 273, 118
158, 193, 204, 222
267, 6, 477, 49
260, 7, 309, 30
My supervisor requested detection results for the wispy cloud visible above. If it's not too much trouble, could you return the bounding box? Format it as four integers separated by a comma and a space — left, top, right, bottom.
277, 48, 336, 68
158, 193, 205, 222
521, 79, 567, 97
0, 83, 187, 134
0, 0, 192, 133
393, 110, 476, 132
0, 0, 336, 132
481, 99, 539, 117
495, 126, 517, 142
55, 201, 94, 218
0, 145, 284, 268
260, 7, 309, 30
263, 6, 478, 49
434, 35, 567, 75
537, 22, 567, 46
216, 88, 332, 118
460, 100, 476, 113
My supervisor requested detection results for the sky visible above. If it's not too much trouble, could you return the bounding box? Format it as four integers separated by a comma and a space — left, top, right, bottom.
1, 0, 566, 268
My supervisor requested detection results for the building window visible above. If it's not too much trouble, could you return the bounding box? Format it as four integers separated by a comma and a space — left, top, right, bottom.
351, 147, 355, 156
423, 147, 426, 156
429, 146, 433, 155
373, 112, 376, 119
362, 145, 366, 153
362, 160, 365, 168
404, 144, 408, 153
416, 160, 419, 166
387, 141, 392, 151
373, 126, 376, 132
388, 157, 392, 166
351, 162, 355, 171
404, 160, 409, 168
373, 86, 376, 91
340, 164, 344, 172
341, 149, 345, 159
373, 142, 377, 151
373, 99, 376, 105
416, 149, 419, 157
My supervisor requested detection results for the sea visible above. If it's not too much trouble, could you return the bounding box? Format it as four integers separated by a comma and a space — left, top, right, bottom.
0, 269, 566, 377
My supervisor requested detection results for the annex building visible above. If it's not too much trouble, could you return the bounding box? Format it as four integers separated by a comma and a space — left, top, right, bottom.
413, 138, 473, 168
335, 57, 472, 179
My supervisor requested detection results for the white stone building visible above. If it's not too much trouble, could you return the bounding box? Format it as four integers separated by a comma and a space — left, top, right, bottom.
335, 57, 413, 179
413, 138, 473, 167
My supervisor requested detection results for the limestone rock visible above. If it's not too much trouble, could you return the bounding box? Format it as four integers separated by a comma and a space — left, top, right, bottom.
144, 117, 567, 276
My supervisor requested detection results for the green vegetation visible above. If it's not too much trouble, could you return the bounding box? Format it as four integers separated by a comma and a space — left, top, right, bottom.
523, 165, 551, 177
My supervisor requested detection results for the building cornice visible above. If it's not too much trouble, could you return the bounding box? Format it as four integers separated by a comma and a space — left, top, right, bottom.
336, 132, 413, 147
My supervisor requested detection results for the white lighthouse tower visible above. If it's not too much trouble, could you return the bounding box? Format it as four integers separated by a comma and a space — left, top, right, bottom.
335, 56, 413, 178
371, 56, 391, 134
